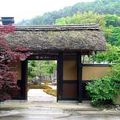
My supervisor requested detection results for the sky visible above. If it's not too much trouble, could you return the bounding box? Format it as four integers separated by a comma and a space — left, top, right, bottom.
0, 0, 95, 23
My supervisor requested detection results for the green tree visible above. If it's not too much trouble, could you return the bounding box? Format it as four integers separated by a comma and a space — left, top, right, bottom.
104, 27, 120, 46
18, 0, 120, 25
55, 11, 105, 27
104, 14, 120, 27
94, 44, 120, 63
28, 60, 56, 80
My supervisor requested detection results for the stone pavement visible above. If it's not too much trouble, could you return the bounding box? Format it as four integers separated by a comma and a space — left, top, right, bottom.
0, 100, 120, 120
0, 89, 120, 120
28, 89, 56, 102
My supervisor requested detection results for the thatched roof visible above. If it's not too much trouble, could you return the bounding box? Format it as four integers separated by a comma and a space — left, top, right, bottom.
6, 24, 106, 53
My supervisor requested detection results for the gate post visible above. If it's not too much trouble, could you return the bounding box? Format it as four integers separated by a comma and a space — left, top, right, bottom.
77, 53, 83, 103
21, 60, 27, 100
57, 52, 63, 101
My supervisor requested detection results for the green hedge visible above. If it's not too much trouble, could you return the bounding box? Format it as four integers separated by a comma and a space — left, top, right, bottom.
86, 63, 120, 105
86, 77, 116, 105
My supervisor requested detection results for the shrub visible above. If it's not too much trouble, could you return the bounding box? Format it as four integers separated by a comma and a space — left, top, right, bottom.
86, 62, 120, 105
111, 64, 120, 102
86, 77, 116, 105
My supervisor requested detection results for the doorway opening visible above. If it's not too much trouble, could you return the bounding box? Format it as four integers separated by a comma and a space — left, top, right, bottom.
27, 60, 57, 102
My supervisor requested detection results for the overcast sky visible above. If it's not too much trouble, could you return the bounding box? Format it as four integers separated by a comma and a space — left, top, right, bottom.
0, 0, 95, 23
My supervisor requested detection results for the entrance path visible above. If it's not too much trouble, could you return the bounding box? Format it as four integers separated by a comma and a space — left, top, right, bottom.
0, 100, 120, 120
28, 89, 56, 102
0, 89, 120, 120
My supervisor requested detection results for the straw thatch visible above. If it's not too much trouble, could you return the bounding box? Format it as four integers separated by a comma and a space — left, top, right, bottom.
6, 24, 106, 52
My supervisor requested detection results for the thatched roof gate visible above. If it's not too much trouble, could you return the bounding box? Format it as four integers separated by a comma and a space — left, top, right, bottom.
5, 24, 107, 102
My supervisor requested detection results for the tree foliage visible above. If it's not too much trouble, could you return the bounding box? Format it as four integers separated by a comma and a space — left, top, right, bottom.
0, 25, 29, 101
104, 27, 120, 46
86, 77, 116, 105
104, 14, 120, 27
55, 11, 105, 27
28, 60, 56, 80
18, 0, 120, 25
94, 44, 120, 63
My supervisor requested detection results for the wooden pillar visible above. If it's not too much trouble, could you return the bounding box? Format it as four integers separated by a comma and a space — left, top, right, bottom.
77, 53, 82, 102
21, 60, 27, 100
57, 52, 63, 101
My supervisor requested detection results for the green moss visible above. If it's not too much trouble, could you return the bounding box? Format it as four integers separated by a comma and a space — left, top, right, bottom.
43, 89, 57, 97
28, 84, 52, 89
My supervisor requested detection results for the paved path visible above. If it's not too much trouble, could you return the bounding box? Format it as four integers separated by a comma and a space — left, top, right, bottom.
28, 89, 56, 102
0, 105, 120, 120
0, 89, 120, 120
0, 100, 120, 120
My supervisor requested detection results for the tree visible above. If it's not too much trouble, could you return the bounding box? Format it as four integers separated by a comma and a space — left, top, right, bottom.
18, 0, 120, 25
28, 60, 56, 81
55, 11, 105, 27
93, 44, 120, 63
105, 27, 120, 46
0, 25, 29, 101
104, 14, 120, 27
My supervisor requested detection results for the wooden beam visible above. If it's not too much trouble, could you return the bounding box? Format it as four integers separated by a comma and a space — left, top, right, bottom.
77, 53, 83, 102
27, 54, 57, 60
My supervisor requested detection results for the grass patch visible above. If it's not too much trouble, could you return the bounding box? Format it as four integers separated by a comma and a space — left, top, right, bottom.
28, 83, 57, 97
28, 84, 52, 89
43, 89, 57, 97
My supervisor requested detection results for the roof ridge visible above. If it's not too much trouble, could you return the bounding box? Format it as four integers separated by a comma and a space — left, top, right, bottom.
15, 24, 100, 31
